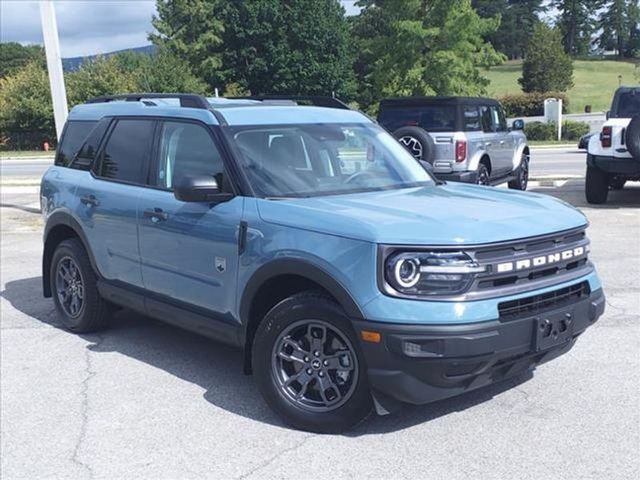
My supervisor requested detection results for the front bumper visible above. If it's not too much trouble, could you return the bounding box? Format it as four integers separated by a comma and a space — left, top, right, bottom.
434, 170, 477, 183
353, 288, 605, 410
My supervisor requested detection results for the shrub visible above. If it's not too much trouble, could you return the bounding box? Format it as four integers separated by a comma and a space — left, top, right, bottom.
561, 120, 590, 140
523, 120, 590, 141
524, 121, 557, 141
499, 92, 569, 117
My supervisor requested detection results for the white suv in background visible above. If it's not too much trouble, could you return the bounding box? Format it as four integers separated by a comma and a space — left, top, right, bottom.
586, 86, 640, 204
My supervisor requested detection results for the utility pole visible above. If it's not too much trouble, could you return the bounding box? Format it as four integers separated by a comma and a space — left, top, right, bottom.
40, 0, 68, 141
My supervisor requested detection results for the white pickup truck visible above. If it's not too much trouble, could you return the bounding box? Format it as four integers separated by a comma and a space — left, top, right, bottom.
586, 86, 640, 204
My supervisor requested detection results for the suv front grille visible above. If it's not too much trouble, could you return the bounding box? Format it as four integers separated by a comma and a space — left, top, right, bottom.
469, 228, 591, 296
498, 281, 590, 320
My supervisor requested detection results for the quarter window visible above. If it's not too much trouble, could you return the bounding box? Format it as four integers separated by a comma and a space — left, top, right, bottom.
155, 121, 225, 190
463, 106, 481, 131
97, 119, 154, 184
55, 121, 97, 166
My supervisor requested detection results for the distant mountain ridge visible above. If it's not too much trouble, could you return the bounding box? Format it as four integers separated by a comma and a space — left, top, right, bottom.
62, 45, 155, 71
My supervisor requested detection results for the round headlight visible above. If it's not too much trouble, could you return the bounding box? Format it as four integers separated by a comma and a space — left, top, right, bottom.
393, 256, 421, 288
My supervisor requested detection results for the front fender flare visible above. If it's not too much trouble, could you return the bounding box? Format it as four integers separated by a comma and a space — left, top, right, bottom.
239, 258, 365, 330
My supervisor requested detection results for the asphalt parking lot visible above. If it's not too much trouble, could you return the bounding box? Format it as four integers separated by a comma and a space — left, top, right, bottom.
1, 180, 639, 479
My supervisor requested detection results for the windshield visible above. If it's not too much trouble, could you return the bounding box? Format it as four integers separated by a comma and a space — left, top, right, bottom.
225, 123, 434, 197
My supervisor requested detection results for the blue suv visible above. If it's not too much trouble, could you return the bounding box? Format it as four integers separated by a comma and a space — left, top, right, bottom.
41, 94, 605, 432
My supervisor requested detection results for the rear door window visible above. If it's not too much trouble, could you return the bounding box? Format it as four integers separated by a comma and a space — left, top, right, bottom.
480, 106, 494, 133
96, 119, 154, 184
55, 121, 97, 166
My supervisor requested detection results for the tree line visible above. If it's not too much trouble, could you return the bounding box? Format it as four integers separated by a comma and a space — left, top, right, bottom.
1, 0, 638, 150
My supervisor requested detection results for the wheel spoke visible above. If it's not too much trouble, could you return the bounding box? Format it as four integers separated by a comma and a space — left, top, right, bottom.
324, 351, 354, 371
306, 324, 327, 354
70, 295, 79, 315
284, 368, 313, 389
317, 374, 341, 406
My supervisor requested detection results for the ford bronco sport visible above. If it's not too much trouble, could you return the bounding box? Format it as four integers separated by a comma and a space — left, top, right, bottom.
41, 93, 604, 433
378, 97, 530, 189
586, 86, 640, 204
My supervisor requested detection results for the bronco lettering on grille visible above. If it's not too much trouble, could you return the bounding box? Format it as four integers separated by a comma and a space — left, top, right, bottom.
496, 246, 585, 273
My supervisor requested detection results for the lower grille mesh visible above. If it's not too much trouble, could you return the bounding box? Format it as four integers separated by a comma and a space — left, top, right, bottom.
498, 282, 590, 320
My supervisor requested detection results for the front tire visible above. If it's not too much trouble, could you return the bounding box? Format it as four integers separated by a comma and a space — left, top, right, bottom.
585, 165, 609, 204
252, 291, 373, 433
51, 238, 110, 333
508, 154, 529, 190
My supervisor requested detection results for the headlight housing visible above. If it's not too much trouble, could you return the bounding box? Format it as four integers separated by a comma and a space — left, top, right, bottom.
384, 251, 485, 297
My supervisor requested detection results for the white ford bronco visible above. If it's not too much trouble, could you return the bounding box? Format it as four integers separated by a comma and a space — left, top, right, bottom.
586, 86, 640, 204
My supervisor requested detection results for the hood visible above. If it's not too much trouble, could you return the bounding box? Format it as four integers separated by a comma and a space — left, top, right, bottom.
257, 183, 587, 246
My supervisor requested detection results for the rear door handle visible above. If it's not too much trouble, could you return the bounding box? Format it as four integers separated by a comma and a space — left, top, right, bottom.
499, 140, 505, 145
143, 207, 168, 222
485, 142, 492, 147
80, 194, 99, 207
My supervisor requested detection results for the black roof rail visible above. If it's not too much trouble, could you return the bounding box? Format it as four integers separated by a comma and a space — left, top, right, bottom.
229, 95, 351, 110
86, 93, 210, 110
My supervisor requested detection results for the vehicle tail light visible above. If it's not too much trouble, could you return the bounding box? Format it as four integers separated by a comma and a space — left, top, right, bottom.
600, 126, 612, 148
455, 140, 467, 162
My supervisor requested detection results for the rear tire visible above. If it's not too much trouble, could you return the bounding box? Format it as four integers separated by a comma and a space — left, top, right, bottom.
476, 163, 490, 185
252, 291, 373, 433
610, 177, 626, 190
585, 165, 609, 204
50, 238, 110, 333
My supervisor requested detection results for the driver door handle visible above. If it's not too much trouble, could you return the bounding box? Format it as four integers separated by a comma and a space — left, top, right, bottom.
143, 207, 168, 222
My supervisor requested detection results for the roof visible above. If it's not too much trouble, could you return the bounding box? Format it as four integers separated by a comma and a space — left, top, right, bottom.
379, 96, 500, 107
69, 94, 371, 126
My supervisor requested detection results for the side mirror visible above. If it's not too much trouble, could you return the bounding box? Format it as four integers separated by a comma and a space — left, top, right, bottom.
606, 111, 610, 120
512, 119, 525, 130
173, 175, 233, 203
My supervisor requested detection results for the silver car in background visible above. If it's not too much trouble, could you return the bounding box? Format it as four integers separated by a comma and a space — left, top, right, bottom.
377, 97, 530, 190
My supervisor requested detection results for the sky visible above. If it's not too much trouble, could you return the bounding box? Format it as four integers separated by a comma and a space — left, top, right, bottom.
0, 0, 361, 58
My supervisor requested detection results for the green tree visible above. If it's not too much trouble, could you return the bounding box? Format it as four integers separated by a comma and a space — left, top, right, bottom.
114, 47, 208, 93
0, 60, 54, 148
0, 42, 44, 78
596, 0, 636, 58
352, 0, 504, 111
151, 0, 356, 98
552, 0, 599, 56
473, 0, 545, 59
519, 23, 574, 93
65, 55, 139, 106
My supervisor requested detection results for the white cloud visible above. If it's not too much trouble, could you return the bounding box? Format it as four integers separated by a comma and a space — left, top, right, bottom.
0, 0, 157, 57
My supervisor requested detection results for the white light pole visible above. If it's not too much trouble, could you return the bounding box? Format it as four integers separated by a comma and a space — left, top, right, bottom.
40, 0, 68, 141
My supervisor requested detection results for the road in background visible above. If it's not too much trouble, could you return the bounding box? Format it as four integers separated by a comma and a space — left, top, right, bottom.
0, 148, 587, 181
0, 158, 54, 180
530, 147, 586, 177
